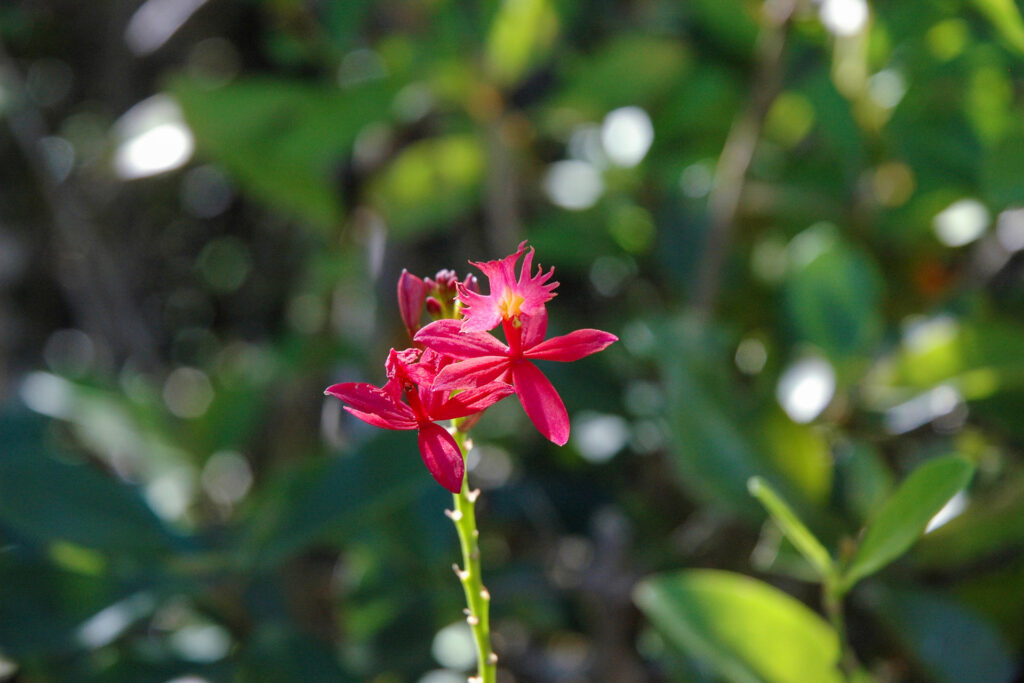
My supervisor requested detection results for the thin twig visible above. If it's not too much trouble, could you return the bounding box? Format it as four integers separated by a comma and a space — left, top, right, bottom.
691, 0, 796, 315
0, 38, 157, 366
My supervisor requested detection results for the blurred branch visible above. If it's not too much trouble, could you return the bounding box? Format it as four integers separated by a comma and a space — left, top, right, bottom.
483, 110, 523, 255
691, 0, 796, 315
0, 39, 157, 366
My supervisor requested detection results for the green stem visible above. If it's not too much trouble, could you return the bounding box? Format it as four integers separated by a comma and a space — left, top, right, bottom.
447, 428, 497, 683
823, 580, 856, 680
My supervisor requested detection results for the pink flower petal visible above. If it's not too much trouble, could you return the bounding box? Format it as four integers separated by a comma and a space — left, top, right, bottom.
525, 328, 618, 362
431, 382, 515, 420
433, 356, 512, 391
519, 309, 549, 349
511, 361, 570, 446
416, 320, 509, 359
514, 246, 558, 318
325, 383, 417, 430
417, 421, 465, 493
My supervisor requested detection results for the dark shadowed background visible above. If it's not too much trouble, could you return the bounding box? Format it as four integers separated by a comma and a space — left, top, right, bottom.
1, 0, 1023, 681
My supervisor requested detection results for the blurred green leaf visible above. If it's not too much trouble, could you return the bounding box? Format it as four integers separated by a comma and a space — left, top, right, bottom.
915, 469, 1024, 568
748, 477, 833, 580
367, 134, 485, 239
553, 35, 690, 116
0, 555, 115, 656
868, 585, 1016, 683
982, 132, 1024, 206
171, 76, 393, 229
685, 0, 758, 57
486, 0, 559, 86
658, 317, 769, 520
0, 446, 177, 557
241, 431, 433, 567
634, 570, 843, 683
835, 442, 894, 523
971, 0, 1024, 54
783, 229, 884, 361
756, 411, 833, 504
843, 455, 974, 589
866, 319, 1024, 404
658, 317, 832, 523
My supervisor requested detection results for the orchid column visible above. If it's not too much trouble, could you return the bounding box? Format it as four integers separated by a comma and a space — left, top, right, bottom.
326, 243, 616, 682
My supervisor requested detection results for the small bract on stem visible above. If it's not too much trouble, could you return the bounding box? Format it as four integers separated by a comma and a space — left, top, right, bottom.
325, 243, 616, 682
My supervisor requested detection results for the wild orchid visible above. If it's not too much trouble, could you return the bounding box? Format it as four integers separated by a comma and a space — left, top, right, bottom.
325, 243, 616, 683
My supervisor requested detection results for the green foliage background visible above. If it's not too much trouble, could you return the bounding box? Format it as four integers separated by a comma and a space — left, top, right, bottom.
0, 0, 1023, 680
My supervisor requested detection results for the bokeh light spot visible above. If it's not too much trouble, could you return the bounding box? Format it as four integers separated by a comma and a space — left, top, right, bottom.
601, 106, 654, 167
543, 160, 604, 210
819, 0, 869, 37
113, 95, 194, 180
933, 199, 990, 247
777, 356, 836, 423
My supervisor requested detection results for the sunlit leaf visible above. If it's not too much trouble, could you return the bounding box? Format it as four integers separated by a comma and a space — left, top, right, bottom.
634, 570, 843, 683
757, 411, 833, 504
748, 477, 833, 580
843, 455, 975, 589
367, 135, 485, 239
486, 0, 559, 86
866, 319, 1024, 405
971, 0, 1024, 54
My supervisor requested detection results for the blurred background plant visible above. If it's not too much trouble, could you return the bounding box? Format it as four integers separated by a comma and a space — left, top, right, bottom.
1, 0, 1023, 681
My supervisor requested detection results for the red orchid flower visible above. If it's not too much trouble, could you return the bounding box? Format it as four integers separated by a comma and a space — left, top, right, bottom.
325, 348, 514, 492
457, 241, 559, 333
415, 309, 617, 446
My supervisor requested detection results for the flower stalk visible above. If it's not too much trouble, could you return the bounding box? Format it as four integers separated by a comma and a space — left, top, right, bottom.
447, 427, 497, 683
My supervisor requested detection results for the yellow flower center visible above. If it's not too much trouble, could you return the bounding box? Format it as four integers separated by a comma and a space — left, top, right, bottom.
497, 289, 525, 320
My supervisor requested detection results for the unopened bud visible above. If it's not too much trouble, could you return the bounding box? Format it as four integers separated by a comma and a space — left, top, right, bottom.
397, 269, 426, 340
462, 274, 480, 295
467, 615, 480, 626
487, 653, 498, 665
432, 268, 460, 294
425, 296, 443, 317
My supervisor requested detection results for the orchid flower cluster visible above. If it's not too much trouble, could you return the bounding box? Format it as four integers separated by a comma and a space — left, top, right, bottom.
325, 242, 618, 493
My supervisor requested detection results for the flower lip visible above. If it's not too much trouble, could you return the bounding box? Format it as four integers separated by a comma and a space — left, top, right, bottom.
457, 241, 558, 332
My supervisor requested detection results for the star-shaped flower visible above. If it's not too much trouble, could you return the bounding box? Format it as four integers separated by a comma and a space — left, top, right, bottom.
325, 348, 514, 492
415, 310, 617, 446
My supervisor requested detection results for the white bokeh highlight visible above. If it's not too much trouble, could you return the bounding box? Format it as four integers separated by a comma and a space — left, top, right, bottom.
601, 106, 654, 168
777, 356, 836, 423
113, 95, 194, 180
819, 0, 869, 37
934, 199, 990, 247
543, 160, 604, 210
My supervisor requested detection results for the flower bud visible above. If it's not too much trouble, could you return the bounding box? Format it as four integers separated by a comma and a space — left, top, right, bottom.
424, 269, 466, 319
425, 296, 443, 317
397, 269, 426, 340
